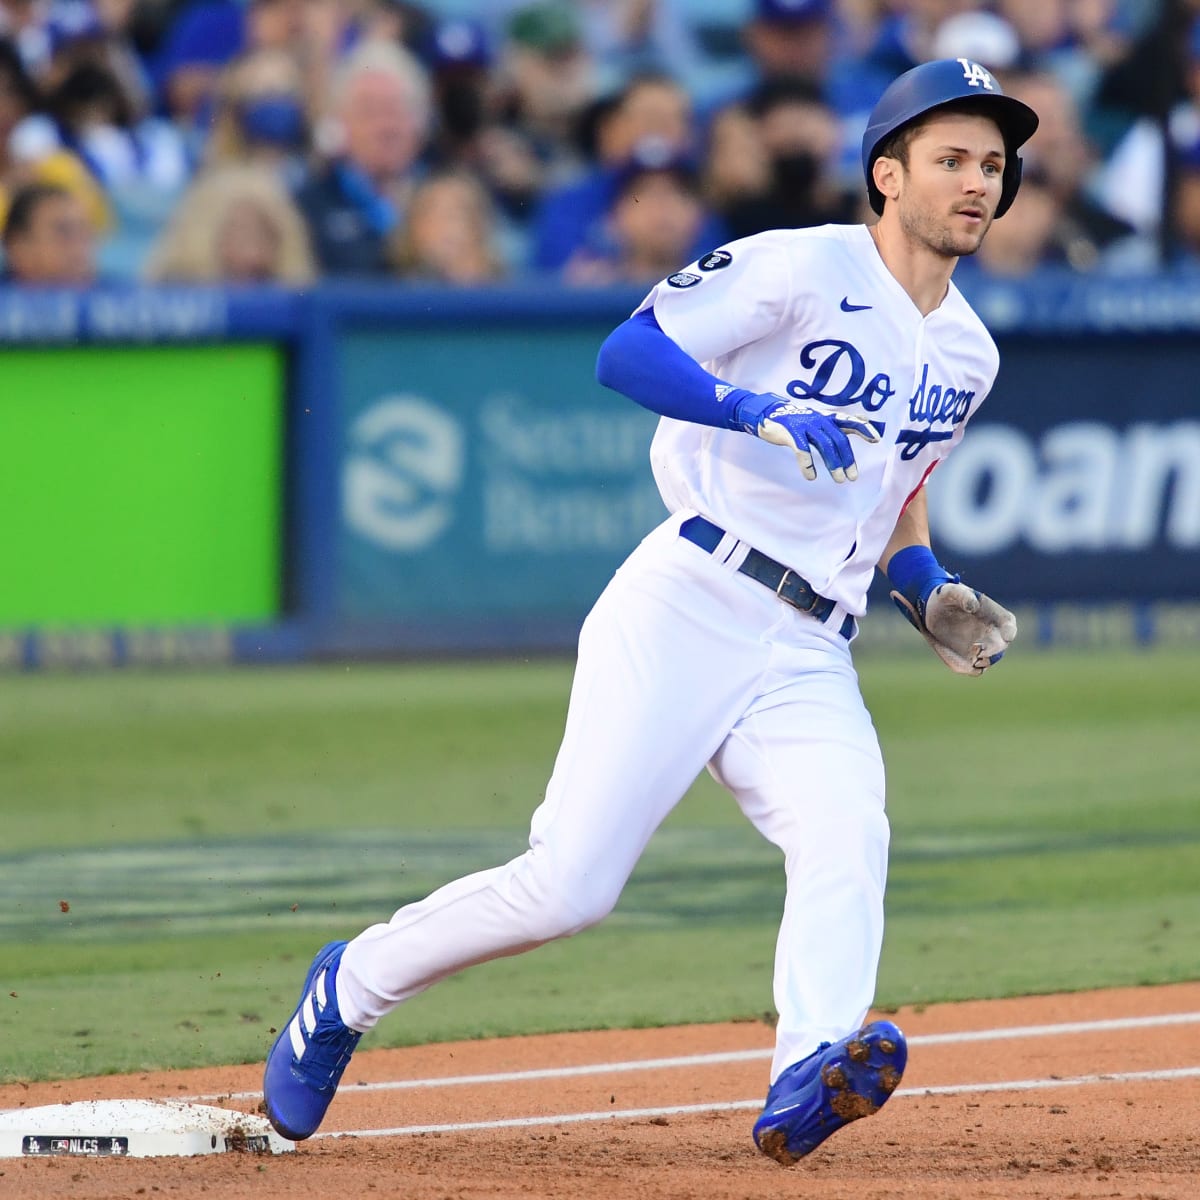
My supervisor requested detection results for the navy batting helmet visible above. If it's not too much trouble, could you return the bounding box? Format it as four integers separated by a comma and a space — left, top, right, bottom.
862, 58, 1038, 219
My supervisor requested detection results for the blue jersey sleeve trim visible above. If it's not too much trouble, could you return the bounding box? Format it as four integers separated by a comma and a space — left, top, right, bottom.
595, 308, 753, 430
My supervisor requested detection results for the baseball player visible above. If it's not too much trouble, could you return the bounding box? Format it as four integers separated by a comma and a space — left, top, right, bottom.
264, 58, 1034, 1164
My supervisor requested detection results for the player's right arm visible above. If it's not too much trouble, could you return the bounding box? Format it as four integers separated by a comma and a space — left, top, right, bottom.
880, 487, 1017, 676
595, 310, 878, 484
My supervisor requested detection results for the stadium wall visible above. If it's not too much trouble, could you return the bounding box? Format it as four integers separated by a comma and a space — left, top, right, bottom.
1, 273, 1197, 668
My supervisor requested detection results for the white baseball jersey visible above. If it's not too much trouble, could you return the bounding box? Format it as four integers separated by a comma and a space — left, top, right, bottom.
636, 223, 1000, 615
333, 223, 1001, 1095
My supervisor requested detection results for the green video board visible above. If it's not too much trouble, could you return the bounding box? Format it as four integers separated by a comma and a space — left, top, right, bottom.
0, 344, 283, 626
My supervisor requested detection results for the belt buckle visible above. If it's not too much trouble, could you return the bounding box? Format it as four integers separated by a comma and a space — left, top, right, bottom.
774, 568, 818, 614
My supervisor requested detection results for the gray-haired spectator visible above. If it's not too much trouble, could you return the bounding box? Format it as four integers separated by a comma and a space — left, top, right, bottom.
294, 39, 432, 275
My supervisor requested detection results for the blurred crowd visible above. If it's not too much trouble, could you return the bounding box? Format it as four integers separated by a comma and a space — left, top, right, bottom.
0, 0, 1196, 288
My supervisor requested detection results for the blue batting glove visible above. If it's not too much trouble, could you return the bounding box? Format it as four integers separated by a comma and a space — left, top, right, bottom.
732, 393, 881, 483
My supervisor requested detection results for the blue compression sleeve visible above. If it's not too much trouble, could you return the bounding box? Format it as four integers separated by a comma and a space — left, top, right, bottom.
595, 308, 754, 430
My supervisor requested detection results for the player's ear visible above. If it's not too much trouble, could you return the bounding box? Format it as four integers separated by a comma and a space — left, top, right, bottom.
872, 155, 902, 207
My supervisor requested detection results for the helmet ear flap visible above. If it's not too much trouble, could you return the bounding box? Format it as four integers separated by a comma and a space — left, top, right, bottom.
994, 154, 1023, 219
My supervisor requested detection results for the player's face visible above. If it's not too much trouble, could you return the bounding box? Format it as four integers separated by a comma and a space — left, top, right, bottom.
892, 112, 1006, 259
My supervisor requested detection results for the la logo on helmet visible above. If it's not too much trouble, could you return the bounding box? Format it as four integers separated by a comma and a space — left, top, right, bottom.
957, 59, 995, 90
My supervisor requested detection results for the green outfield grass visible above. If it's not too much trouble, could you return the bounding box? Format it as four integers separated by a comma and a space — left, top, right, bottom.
2, 647, 1198, 1082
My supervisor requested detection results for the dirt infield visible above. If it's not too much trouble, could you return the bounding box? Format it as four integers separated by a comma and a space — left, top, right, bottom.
2, 981, 1198, 1200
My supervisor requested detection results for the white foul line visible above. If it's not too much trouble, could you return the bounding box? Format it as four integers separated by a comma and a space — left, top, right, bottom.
913, 1010, 1200, 1045
313, 1066, 1200, 1141
187, 1010, 1200, 1103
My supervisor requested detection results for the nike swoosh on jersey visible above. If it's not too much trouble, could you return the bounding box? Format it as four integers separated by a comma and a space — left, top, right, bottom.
840, 297, 872, 312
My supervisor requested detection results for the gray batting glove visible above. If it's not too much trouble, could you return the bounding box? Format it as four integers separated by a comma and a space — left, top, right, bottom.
891, 583, 1017, 676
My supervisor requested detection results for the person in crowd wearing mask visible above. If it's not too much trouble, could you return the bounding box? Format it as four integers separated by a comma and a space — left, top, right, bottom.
712, 0, 920, 183
563, 144, 706, 285
145, 162, 315, 283
1, 180, 97, 284
152, 0, 352, 153
715, 77, 857, 241
205, 48, 310, 185
532, 70, 722, 272
294, 39, 431, 275
390, 167, 506, 283
700, 101, 772, 223
421, 17, 544, 239
423, 17, 494, 164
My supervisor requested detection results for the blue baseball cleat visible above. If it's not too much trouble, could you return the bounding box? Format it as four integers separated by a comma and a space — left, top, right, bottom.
753, 1020, 907, 1165
263, 940, 362, 1141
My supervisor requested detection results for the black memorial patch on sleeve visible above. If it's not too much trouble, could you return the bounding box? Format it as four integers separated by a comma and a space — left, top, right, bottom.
698, 249, 732, 271
667, 271, 702, 288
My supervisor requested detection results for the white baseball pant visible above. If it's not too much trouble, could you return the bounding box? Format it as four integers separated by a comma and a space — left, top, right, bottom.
336, 512, 889, 1081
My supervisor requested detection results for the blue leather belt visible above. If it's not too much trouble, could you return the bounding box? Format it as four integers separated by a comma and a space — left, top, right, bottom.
679, 515, 855, 640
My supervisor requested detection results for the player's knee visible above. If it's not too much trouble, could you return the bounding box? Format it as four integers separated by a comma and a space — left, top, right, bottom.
780, 803, 889, 867
513, 888, 612, 942
522, 894, 599, 942
564, 878, 622, 931
511, 852, 621, 941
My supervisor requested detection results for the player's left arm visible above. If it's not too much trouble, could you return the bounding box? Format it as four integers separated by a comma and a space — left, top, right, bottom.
879, 487, 1017, 676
